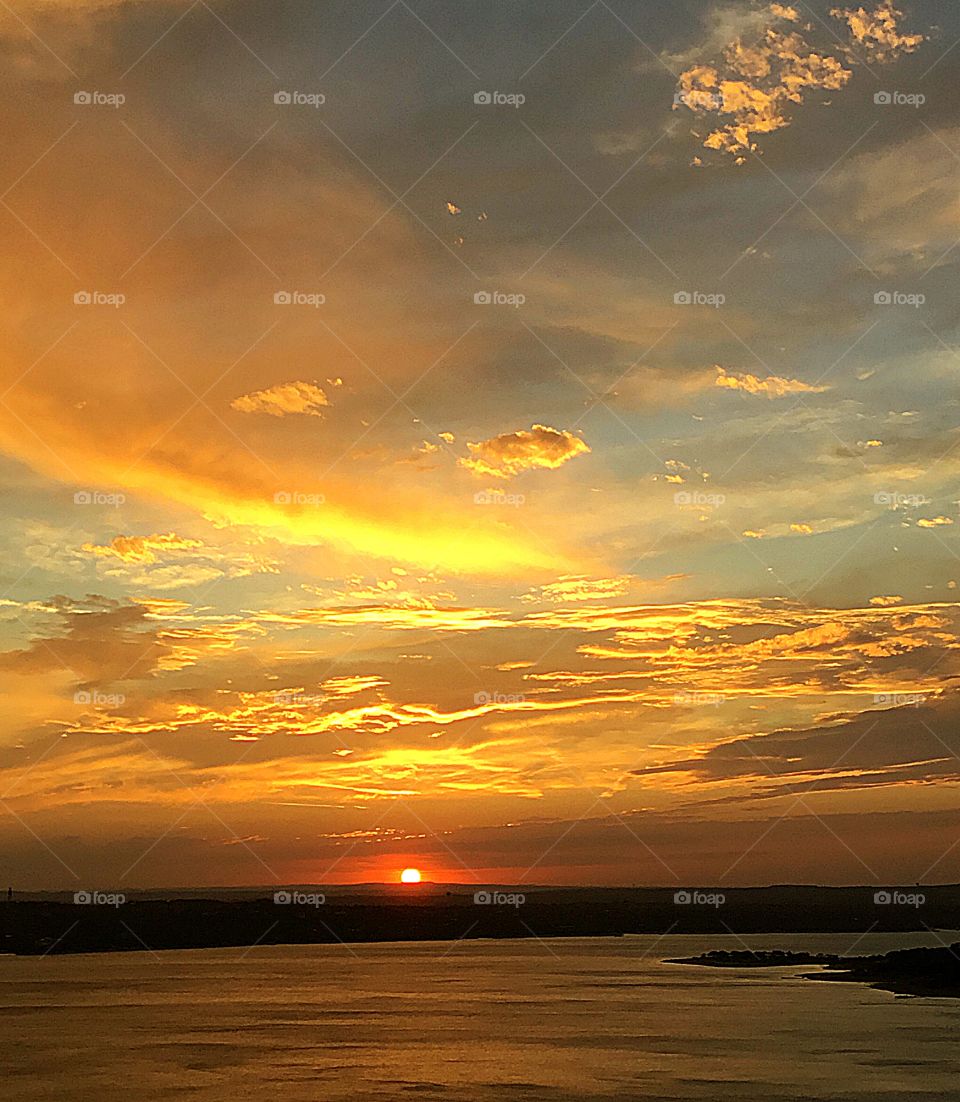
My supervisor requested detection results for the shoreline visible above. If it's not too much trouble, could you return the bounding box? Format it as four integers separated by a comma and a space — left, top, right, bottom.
668, 943, 960, 999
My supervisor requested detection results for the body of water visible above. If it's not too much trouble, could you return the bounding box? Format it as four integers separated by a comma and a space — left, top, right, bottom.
3, 932, 959, 1100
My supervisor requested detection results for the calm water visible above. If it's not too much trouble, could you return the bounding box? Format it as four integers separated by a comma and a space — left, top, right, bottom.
2, 933, 959, 1100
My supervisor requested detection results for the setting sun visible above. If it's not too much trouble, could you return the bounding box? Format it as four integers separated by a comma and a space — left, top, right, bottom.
400, 868, 422, 884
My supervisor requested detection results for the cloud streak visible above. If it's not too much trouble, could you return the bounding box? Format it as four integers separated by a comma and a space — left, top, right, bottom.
715, 366, 830, 397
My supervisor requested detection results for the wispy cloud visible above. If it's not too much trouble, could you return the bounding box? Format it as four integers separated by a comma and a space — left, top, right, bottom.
715, 366, 829, 397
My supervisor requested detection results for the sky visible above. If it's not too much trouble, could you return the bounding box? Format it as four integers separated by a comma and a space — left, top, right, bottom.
1, 0, 958, 890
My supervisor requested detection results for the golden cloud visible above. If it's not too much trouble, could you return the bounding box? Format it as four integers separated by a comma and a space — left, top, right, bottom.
715, 366, 829, 397
80, 532, 279, 590
831, 1, 925, 62
82, 532, 204, 564
676, 2, 924, 159
6, 594, 960, 848
230, 381, 330, 418
460, 425, 590, 480
257, 602, 515, 632
524, 575, 633, 603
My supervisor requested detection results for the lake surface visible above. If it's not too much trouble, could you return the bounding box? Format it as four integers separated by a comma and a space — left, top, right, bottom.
3, 932, 959, 1100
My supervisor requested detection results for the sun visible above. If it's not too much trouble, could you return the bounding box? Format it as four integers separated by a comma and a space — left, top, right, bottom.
400, 867, 422, 884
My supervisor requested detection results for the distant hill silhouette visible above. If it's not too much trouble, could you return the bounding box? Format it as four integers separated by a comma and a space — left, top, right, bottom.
2, 883, 959, 956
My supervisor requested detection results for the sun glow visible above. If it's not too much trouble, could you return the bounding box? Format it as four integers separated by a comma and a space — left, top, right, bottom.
400, 867, 422, 884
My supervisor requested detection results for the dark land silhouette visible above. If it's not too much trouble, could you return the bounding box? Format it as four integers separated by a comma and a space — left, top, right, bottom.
668, 942, 960, 998
2, 883, 958, 959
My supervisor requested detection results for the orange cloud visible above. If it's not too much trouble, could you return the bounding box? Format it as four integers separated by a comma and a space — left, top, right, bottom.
676, 2, 924, 159
82, 532, 203, 564
460, 425, 590, 480
715, 366, 828, 397
831, 1, 925, 62
257, 602, 514, 632
230, 381, 329, 418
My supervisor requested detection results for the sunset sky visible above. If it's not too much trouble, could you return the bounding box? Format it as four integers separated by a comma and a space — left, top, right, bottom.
1, 0, 959, 889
